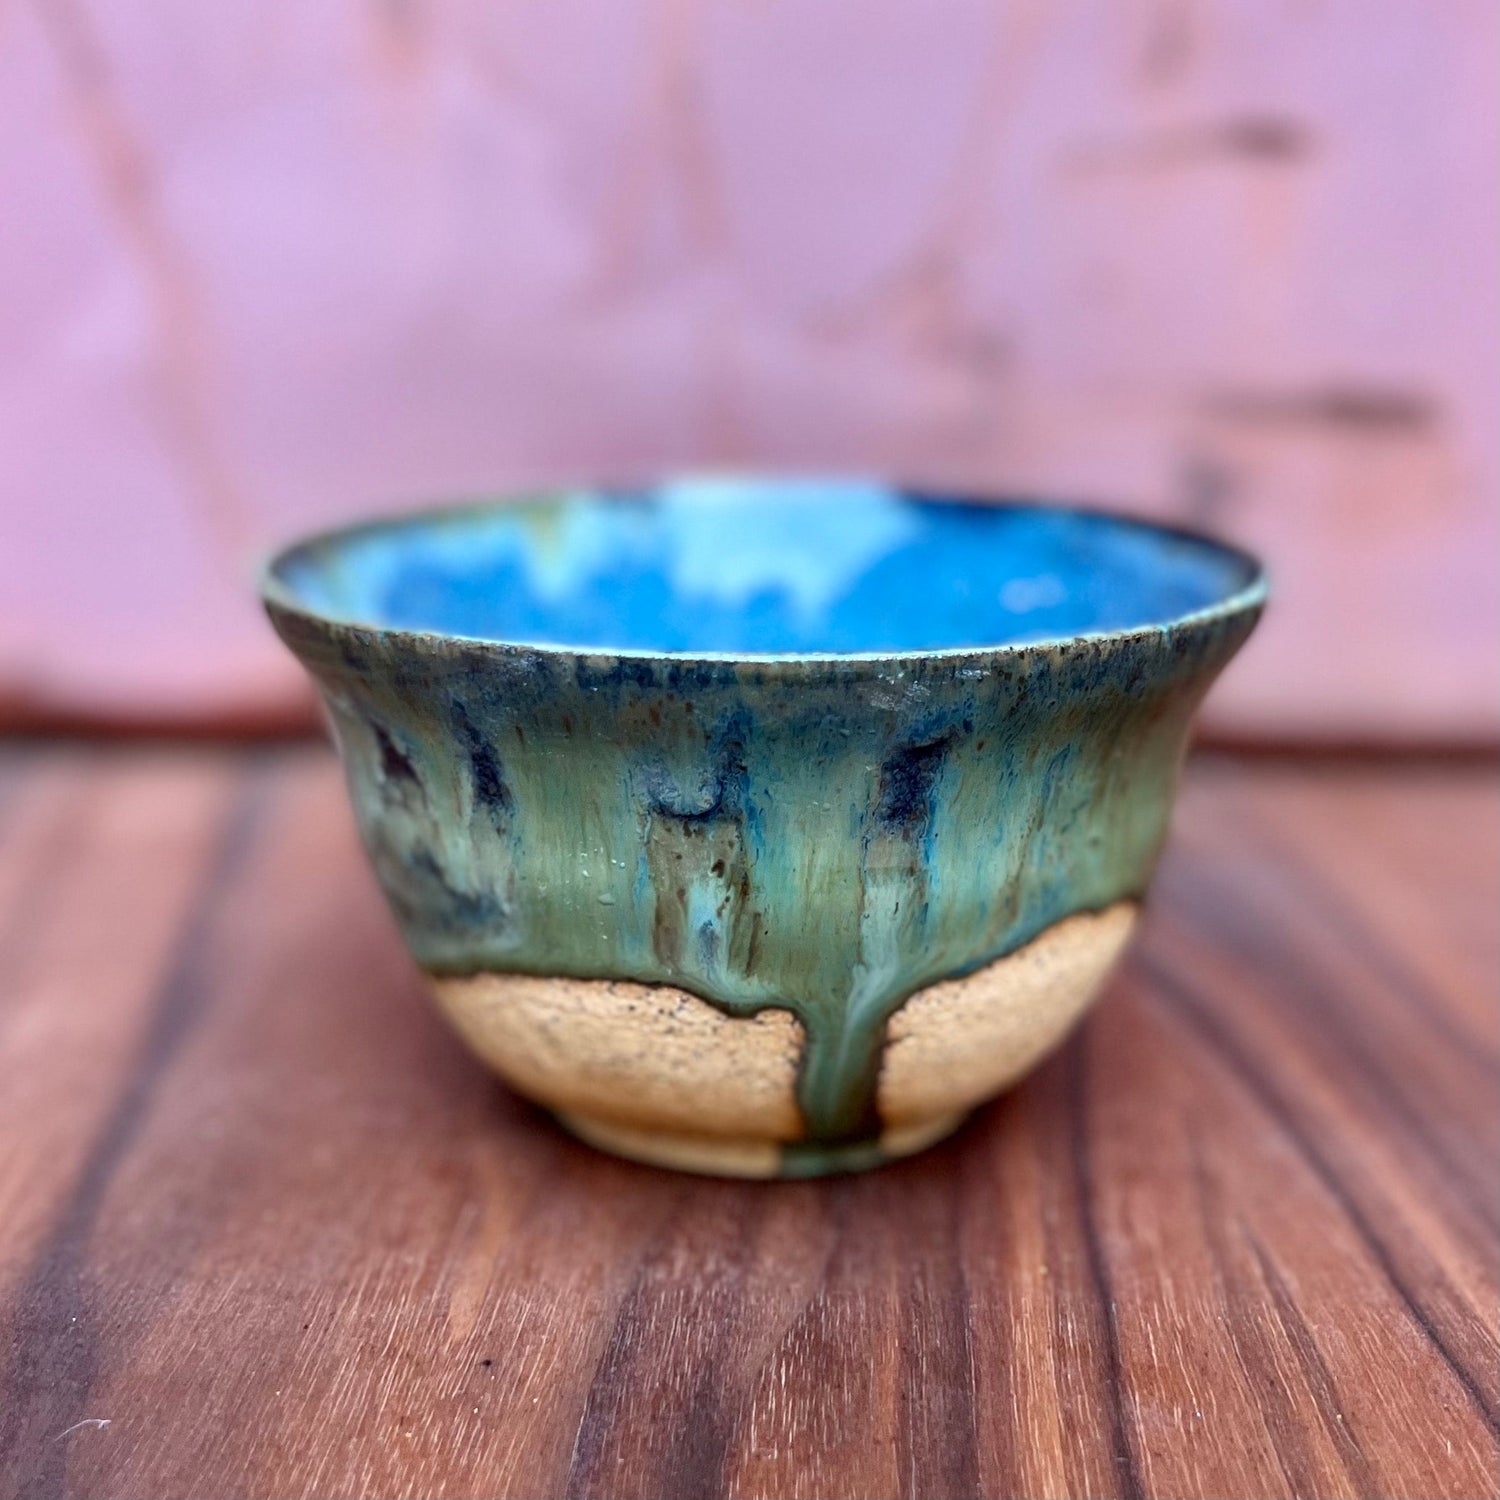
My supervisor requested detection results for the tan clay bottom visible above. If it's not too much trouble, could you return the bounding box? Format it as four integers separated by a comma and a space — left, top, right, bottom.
429, 900, 1137, 1175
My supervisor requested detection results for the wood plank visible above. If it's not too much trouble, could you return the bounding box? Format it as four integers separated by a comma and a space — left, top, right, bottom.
0, 750, 249, 1270
0, 747, 1495, 1499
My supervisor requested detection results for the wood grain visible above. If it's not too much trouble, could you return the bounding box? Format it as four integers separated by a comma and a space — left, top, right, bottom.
0, 744, 1495, 1500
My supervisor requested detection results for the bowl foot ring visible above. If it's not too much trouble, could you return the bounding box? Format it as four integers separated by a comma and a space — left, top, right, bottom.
554, 1109, 968, 1179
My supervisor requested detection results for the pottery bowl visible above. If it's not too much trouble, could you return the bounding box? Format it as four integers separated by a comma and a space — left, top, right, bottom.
262, 478, 1264, 1177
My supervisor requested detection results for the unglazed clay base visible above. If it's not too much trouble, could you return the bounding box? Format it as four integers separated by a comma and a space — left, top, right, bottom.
429, 972, 807, 1142
878, 901, 1138, 1126
428, 900, 1138, 1177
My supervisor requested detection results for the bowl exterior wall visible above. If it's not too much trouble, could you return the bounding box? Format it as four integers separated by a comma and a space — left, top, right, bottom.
268, 599, 1258, 1172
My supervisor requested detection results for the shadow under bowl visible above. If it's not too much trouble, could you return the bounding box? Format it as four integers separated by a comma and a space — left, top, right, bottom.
262, 477, 1264, 1177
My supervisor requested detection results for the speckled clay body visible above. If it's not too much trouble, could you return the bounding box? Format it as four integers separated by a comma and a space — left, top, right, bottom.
263, 480, 1263, 1176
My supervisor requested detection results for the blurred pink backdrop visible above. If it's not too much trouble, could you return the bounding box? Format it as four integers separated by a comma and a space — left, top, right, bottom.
3, 0, 1495, 740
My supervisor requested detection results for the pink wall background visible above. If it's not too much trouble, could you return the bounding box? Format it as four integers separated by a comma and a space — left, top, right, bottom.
3, 0, 1496, 740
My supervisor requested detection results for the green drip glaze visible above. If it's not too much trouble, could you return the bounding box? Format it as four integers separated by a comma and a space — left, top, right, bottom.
267, 600, 1259, 1145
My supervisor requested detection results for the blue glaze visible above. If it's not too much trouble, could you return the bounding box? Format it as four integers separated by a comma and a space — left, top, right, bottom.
274, 478, 1256, 657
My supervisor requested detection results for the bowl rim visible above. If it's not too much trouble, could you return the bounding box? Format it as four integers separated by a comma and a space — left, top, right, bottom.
259, 478, 1268, 668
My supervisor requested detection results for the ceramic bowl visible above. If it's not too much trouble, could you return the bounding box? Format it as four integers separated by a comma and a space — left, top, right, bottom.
262, 478, 1264, 1177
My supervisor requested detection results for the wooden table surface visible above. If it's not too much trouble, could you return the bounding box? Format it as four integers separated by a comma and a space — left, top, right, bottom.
0, 743, 1495, 1500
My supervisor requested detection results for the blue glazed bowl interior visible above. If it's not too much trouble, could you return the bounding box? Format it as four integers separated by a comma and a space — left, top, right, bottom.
270, 477, 1260, 655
